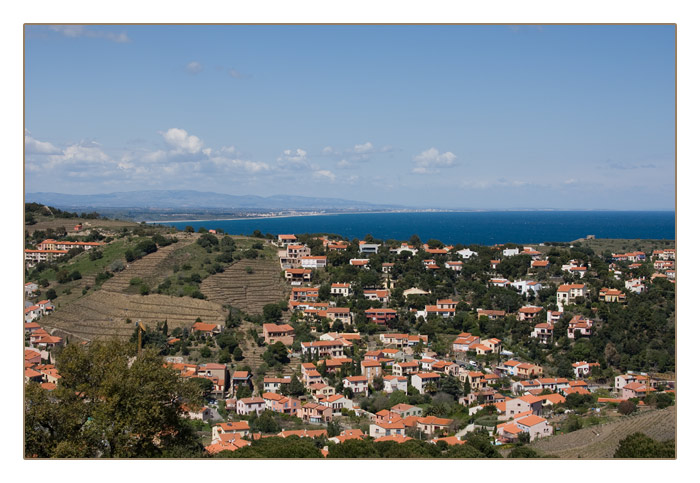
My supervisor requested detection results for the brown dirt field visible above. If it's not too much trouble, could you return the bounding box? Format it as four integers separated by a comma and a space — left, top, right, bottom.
100, 241, 188, 293
41, 291, 226, 342
200, 259, 290, 315
25, 217, 139, 235
527, 406, 676, 458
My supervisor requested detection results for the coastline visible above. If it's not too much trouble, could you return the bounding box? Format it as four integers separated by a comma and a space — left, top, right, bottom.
142, 209, 461, 224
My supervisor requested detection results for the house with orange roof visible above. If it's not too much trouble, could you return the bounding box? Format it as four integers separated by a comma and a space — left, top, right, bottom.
538, 393, 566, 406
343, 376, 369, 396
393, 361, 420, 377
262, 323, 295, 345
318, 394, 353, 414
25, 367, 43, 383
303, 369, 323, 387
622, 382, 655, 400
370, 419, 406, 439
531, 322, 554, 344
361, 360, 383, 380
571, 361, 599, 378
297, 402, 333, 424
322, 307, 353, 325
518, 305, 544, 321
363, 289, 389, 303
599, 287, 626, 303
24, 305, 42, 323
515, 362, 543, 379
365, 308, 397, 325
556, 283, 587, 306
514, 414, 552, 441
231, 371, 252, 392
477, 308, 505, 319
423, 304, 456, 319
263, 376, 291, 393
262, 392, 301, 414
285, 268, 312, 283
500, 359, 523, 377
24, 249, 70, 266
191, 322, 222, 337
416, 416, 453, 436
431, 360, 460, 376
561, 386, 591, 397
277, 234, 297, 246
25, 348, 42, 365
290, 286, 320, 302
411, 372, 441, 394
329, 429, 365, 444
349, 258, 370, 269
236, 397, 266, 416
185, 405, 214, 422
309, 382, 336, 400
330, 283, 352, 297
530, 259, 550, 269
301, 339, 346, 359
25, 281, 39, 295
383, 375, 408, 393
322, 357, 354, 373
445, 261, 463, 271
568, 315, 594, 339
505, 395, 544, 418
211, 421, 250, 443
327, 241, 349, 251
300, 256, 327, 269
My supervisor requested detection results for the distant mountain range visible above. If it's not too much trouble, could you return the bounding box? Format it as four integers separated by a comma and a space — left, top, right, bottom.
26, 190, 408, 212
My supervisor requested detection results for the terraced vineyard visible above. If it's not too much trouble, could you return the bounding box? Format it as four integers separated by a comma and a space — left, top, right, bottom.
100, 241, 186, 293
528, 406, 676, 458
200, 259, 289, 315
41, 291, 226, 341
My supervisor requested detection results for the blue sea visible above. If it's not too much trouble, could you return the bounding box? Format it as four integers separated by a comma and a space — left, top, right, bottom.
158, 211, 675, 246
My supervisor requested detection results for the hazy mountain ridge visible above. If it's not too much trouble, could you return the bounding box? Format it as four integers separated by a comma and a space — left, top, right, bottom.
26, 190, 408, 211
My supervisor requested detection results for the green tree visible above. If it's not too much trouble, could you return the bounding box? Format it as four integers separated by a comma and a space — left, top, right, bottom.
262, 342, 290, 366
263, 303, 283, 322
508, 446, 543, 458
287, 375, 305, 397
618, 400, 636, 415
24, 339, 203, 458
614, 433, 675, 458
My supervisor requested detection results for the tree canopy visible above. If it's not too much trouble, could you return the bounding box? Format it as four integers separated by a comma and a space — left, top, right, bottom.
25, 339, 204, 458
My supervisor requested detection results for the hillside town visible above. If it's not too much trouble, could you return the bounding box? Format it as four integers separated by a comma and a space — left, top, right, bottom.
24, 217, 676, 458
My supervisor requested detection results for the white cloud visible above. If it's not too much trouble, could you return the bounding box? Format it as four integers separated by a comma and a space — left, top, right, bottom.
208, 156, 270, 173
186, 61, 203, 74
322, 146, 335, 155
278, 148, 308, 165
354, 142, 374, 154
160, 128, 203, 154
412, 148, 457, 174
49, 25, 130, 43
337, 159, 351, 169
25, 131, 61, 154
313, 170, 336, 182
229, 69, 243, 79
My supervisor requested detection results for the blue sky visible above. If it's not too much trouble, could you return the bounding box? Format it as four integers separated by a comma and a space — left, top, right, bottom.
24, 24, 675, 210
